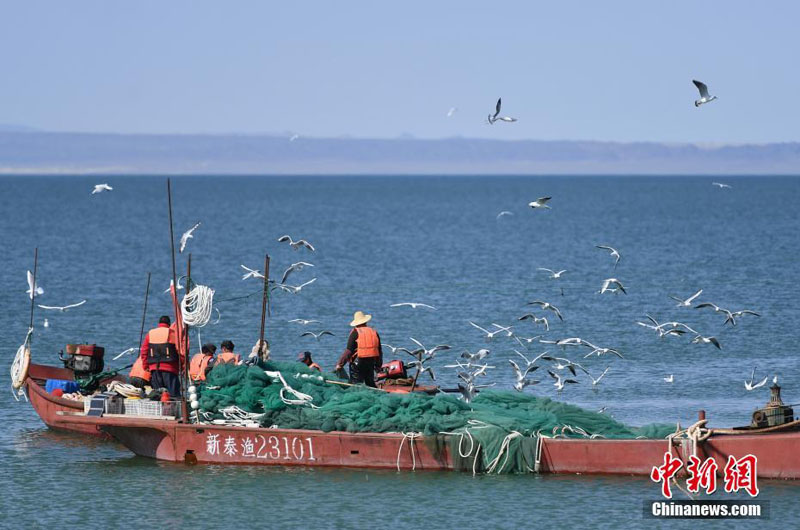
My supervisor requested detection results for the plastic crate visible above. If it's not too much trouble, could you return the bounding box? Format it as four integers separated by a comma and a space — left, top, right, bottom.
123, 399, 179, 417
82, 395, 124, 414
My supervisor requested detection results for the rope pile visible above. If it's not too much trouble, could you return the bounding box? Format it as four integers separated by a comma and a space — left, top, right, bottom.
10, 328, 33, 400
181, 284, 215, 327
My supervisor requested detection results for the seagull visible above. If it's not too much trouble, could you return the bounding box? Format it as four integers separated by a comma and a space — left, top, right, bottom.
408, 338, 451, 359
43, 318, 49, 328
274, 278, 317, 294
513, 349, 548, 368
496, 211, 514, 220
526, 301, 564, 321
164, 277, 184, 294
548, 370, 578, 391
390, 302, 437, 310
179, 221, 201, 253
26, 270, 43, 300
691, 335, 722, 349
636, 314, 688, 338
461, 348, 491, 362
301, 330, 334, 341
277, 235, 315, 252
38, 300, 86, 312
695, 302, 736, 326
538, 268, 567, 279
289, 134, 300, 142
518, 314, 550, 331
528, 197, 551, 209
446, 107, 458, 118
744, 366, 768, 391
288, 319, 320, 325
111, 347, 138, 361
509, 360, 540, 392
598, 278, 626, 295
664, 374, 674, 384
542, 355, 584, 377
490, 323, 514, 337
581, 341, 624, 359
513, 335, 543, 348
487, 98, 517, 124
692, 80, 717, 107
712, 182, 732, 189
670, 289, 703, 308
91, 183, 113, 194
457, 382, 494, 404
730, 309, 761, 322
468, 321, 508, 341
281, 262, 314, 284
240, 264, 265, 280
655, 321, 698, 334
584, 367, 611, 387
596, 245, 621, 269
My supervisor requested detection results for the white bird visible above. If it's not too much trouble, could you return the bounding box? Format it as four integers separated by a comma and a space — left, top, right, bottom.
538, 268, 567, 279
490, 323, 514, 337
111, 347, 138, 361
281, 262, 314, 284
38, 300, 86, 312
695, 302, 736, 326
584, 366, 611, 387
288, 319, 320, 325
513, 335, 543, 348
581, 341, 624, 359
26, 270, 43, 300
744, 366, 768, 391
730, 309, 761, 322
598, 278, 626, 295
390, 302, 437, 310
670, 289, 703, 308
548, 370, 578, 391
289, 134, 300, 142
277, 235, 315, 252
514, 349, 549, 368
487, 98, 517, 124
526, 300, 564, 321
518, 313, 549, 331
508, 360, 540, 391
773, 375, 778, 385
691, 335, 722, 349
528, 197, 551, 209
446, 107, 458, 118
596, 245, 621, 269
637, 314, 689, 338
164, 277, 184, 294
712, 182, 732, 189
179, 221, 201, 253
301, 330, 334, 341
692, 79, 718, 107
274, 278, 317, 294
468, 321, 508, 341
664, 374, 674, 384
43, 318, 49, 328
240, 264, 265, 280
461, 348, 491, 362
408, 337, 451, 359
496, 211, 514, 220
91, 183, 113, 194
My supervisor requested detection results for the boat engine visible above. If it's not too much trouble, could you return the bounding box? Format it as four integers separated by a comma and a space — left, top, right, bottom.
376, 360, 407, 381
751, 382, 795, 428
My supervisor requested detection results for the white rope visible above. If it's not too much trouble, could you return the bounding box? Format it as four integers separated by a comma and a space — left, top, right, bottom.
264, 370, 318, 408
106, 381, 143, 398
181, 285, 215, 327
10, 328, 33, 400
485, 431, 523, 474
534, 432, 549, 473
396, 432, 422, 471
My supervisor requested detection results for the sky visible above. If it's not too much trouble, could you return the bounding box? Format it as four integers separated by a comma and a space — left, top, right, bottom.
1, 1, 798, 143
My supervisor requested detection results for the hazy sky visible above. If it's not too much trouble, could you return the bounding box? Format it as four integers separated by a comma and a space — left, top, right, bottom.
2, 1, 798, 143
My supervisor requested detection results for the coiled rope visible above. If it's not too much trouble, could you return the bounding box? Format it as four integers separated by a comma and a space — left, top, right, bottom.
10, 328, 33, 400
264, 370, 318, 408
181, 285, 215, 327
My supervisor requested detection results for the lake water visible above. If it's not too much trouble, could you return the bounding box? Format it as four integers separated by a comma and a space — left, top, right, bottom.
1, 175, 798, 528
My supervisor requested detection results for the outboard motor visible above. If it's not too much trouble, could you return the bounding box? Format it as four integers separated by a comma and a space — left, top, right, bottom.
60, 343, 105, 377
376, 360, 407, 381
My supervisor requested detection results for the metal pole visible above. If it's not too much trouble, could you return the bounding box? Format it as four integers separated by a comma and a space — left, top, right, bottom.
166, 179, 188, 418
28, 247, 38, 332
259, 254, 270, 350
138, 272, 152, 351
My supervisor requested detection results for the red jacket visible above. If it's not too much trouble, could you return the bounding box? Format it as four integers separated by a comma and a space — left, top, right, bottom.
140, 323, 181, 374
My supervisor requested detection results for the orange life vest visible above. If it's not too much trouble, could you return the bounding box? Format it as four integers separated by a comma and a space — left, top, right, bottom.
189, 353, 213, 381
309, 362, 322, 372
217, 351, 241, 365
355, 327, 380, 358
147, 326, 178, 365
129, 357, 151, 382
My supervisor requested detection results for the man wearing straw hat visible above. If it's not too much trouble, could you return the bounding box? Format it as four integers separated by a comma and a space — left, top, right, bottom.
335, 310, 383, 387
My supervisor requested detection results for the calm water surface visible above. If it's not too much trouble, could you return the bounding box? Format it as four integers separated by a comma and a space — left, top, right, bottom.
1, 175, 798, 528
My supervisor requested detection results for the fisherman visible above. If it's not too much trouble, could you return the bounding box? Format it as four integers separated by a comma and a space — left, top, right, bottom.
128, 356, 150, 389
298, 351, 322, 372
189, 343, 217, 382
334, 310, 383, 387
140, 315, 182, 397
216, 340, 241, 365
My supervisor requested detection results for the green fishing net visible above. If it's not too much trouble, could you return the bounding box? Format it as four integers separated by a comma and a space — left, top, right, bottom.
197, 361, 675, 473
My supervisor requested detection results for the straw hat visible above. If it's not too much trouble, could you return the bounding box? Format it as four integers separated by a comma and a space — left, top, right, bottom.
349, 310, 372, 327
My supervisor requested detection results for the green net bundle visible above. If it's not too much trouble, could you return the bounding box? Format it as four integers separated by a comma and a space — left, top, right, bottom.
197, 361, 675, 473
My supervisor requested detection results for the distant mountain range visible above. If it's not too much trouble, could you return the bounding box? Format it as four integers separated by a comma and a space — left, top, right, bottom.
1, 131, 799, 175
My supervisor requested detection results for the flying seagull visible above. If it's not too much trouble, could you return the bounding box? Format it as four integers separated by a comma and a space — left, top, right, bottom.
528, 197, 551, 209
692, 80, 718, 107
91, 183, 113, 194
390, 302, 437, 310
496, 211, 514, 220
461, 348, 491, 362
518, 313, 550, 331
598, 278, 626, 295
712, 182, 732, 189
26, 270, 43, 300
447, 107, 458, 118
301, 330, 334, 341
274, 278, 317, 294
691, 335, 722, 349
695, 302, 736, 326
277, 235, 315, 252
38, 300, 86, 312
548, 370, 578, 391
289, 134, 300, 142
179, 221, 201, 253
538, 268, 567, 279
596, 245, 621, 269
240, 264, 264, 280
163, 277, 184, 294
584, 367, 611, 387
487, 98, 517, 124
288, 319, 320, 325
281, 261, 314, 284
468, 321, 508, 340
670, 289, 703, 308
526, 300, 564, 321
744, 366, 768, 391
508, 359, 540, 392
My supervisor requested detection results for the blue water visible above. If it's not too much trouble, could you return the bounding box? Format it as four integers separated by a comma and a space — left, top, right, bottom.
1, 175, 798, 528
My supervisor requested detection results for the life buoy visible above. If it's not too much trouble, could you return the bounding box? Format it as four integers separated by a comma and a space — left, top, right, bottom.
11, 343, 31, 390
